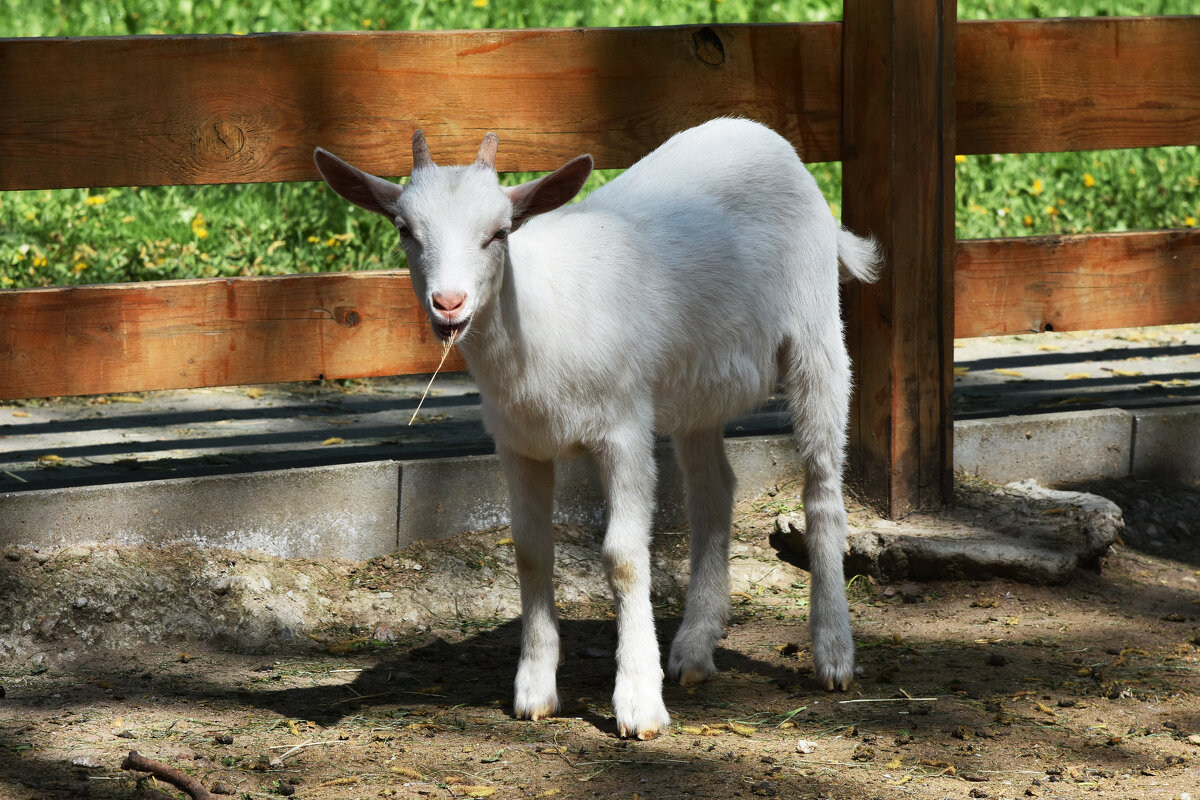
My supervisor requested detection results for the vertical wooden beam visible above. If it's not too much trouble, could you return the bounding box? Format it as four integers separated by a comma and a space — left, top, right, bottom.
841, 0, 956, 516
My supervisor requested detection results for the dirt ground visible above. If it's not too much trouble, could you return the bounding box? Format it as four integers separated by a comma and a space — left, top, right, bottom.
1, 477, 1198, 800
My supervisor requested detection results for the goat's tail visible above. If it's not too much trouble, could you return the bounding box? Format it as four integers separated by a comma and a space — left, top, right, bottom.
836, 227, 883, 284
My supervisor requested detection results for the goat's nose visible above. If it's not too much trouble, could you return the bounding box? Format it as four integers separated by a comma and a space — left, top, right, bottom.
432, 291, 467, 315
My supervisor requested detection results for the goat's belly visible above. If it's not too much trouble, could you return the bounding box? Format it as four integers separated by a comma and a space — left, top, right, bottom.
652, 367, 776, 434
480, 401, 592, 462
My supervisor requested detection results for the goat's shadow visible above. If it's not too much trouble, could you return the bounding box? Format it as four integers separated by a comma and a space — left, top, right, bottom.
234, 617, 811, 736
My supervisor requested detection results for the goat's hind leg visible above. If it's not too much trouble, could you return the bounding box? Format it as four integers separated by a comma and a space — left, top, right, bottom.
784, 333, 856, 691
667, 426, 735, 687
501, 448, 561, 721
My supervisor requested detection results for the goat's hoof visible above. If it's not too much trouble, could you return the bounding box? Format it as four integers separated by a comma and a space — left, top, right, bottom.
667, 636, 718, 687
617, 716, 669, 740
513, 688, 559, 722
622, 726, 661, 741
812, 620, 855, 693
613, 686, 671, 740
821, 675, 852, 692
514, 701, 558, 722
673, 666, 713, 688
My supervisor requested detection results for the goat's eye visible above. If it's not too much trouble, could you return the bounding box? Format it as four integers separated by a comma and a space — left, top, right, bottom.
490, 228, 509, 243
396, 221, 413, 239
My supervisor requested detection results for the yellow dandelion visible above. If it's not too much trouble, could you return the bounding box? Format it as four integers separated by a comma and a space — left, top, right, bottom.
307, 235, 321, 244
1022, 214, 1034, 227
1185, 216, 1197, 227
325, 237, 340, 247
23, 211, 36, 221
190, 213, 209, 239
85, 195, 108, 206
72, 261, 88, 273
32, 256, 47, 268
1029, 178, 1043, 196
1045, 205, 1059, 217
472, 0, 487, 6
954, 154, 968, 165
1082, 173, 1096, 188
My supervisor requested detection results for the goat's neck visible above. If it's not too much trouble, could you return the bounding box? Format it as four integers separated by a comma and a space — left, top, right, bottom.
456, 251, 533, 392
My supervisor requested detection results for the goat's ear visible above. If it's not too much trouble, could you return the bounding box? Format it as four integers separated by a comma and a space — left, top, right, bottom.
314, 148, 404, 217
505, 154, 593, 230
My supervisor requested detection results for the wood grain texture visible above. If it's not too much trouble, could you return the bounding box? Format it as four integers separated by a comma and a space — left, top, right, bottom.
842, 0, 956, 516
0, 272, 464, 400
956, 229, 1200, 338
958, 16, 1200, 154
0, 24, 842, 190
3, 17, 1195, 191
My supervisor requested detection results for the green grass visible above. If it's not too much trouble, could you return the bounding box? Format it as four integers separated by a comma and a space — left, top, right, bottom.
1, 0, 1197, 288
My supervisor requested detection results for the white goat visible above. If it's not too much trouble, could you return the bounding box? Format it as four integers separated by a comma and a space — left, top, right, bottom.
314, 118, 881, 739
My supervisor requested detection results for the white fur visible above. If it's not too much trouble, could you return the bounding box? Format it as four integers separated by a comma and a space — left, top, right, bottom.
315, 118, 881, 739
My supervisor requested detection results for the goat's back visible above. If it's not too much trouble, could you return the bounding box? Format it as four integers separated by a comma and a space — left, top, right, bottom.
510, 119, 840, 434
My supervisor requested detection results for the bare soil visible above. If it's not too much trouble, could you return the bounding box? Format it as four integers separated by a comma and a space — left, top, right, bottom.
1, 478, 1198, 800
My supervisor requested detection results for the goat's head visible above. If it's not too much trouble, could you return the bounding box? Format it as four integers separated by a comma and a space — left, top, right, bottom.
314, 132, 593, 343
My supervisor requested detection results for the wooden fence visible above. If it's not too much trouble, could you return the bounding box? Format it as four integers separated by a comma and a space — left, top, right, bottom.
1, 4, 1198, 515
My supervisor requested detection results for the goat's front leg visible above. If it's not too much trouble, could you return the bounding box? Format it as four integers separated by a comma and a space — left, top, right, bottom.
501, 448, 560, 721
595, 429, 671, 739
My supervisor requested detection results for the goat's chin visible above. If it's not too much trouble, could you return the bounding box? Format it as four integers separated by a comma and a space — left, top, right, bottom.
433, 316, 472, 343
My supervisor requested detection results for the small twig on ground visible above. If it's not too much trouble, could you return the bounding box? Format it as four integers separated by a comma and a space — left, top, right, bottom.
272, 739, 349, 761
328, 690, 395, 706
120, 750, 214, 800
838, 696, 938, 704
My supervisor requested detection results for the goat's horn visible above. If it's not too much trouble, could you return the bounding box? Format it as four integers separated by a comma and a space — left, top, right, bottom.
474, 132, 499, 170
412, 130, 436, 171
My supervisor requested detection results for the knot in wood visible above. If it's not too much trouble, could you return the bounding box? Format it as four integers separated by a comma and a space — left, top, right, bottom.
693, 26, 726, 67
334, 305, 361, 327
202, 121, 246, 157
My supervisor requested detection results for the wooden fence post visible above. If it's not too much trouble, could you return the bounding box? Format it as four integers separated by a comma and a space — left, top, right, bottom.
841, 0, 956, 516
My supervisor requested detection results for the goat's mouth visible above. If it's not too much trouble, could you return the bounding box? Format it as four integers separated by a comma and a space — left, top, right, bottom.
432, 316, 471, 343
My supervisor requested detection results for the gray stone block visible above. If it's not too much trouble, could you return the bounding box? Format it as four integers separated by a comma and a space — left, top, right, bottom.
954, 409, 1133, 484
0, 462, 400, 561
1132, 406, 1200, 481
396, 434, 807, 544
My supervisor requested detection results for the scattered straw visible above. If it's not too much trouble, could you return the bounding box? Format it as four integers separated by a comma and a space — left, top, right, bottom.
408, 331, 457, 426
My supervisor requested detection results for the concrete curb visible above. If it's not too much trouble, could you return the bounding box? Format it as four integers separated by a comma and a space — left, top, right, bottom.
3, 407, 1197, 560
954, 405, 1200, 486
0, 434, 805, 560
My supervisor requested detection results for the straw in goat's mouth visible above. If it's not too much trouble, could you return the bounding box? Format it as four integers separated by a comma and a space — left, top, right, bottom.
407, 329, 457, 426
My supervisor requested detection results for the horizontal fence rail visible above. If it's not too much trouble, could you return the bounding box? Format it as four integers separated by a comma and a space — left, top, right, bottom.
0, 24, 843, 190
957, 16, 1200, 155
0, 273, 465, 400
2, 17, 1198, 190
3, 229, 1195, 400
956, 229, 1200, 337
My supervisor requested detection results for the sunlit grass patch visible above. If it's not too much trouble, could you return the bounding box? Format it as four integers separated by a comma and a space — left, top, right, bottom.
955, 147, 1200, 239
